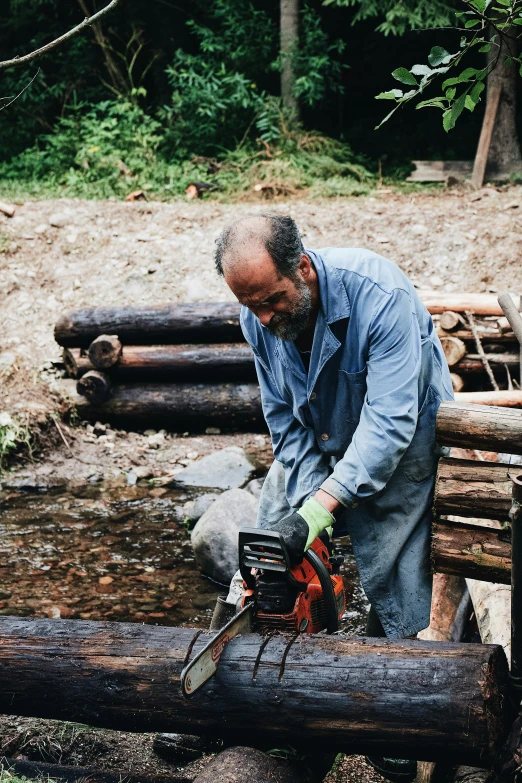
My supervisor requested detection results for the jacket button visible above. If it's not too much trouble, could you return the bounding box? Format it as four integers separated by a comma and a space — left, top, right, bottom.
310, 392, 317, 400
351, 501, 359, 508
321, 433, 329, 441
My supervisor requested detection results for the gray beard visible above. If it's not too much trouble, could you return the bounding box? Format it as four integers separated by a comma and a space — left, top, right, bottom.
267, 280, 312, 341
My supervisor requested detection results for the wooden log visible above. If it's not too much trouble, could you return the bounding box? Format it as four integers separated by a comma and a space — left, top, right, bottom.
91, 344, 257, 382
436, 401, 522, 454
76, 371, 112, 404
0, 758, 191, 783
454, 391, 522, 407
63, 348, 91, 379
441, 337, 467, 368
418, 574, 471, 643
454, 354, 519, 374
0, 617, 510, 766
436, 326, 516, 343
88, 334, 122, 369
432, 518, 511, 585
466, 579, 511, 662
440, 311, 465, 332
419, 291, 507, 317
54, 303, 242, 347
72, 382, 263, 428
434, 458, 513, 521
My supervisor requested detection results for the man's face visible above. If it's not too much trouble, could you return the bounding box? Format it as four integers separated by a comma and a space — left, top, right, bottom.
224, 246, 313, 341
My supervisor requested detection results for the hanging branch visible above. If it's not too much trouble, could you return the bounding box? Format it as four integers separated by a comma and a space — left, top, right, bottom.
0, 0, 121, 71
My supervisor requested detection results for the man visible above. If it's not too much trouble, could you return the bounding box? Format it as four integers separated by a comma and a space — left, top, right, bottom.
215, 211, 453, 639
213, 213, 453, 779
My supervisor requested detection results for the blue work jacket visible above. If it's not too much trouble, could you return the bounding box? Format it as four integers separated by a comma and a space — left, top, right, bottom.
240, 247, 454, 637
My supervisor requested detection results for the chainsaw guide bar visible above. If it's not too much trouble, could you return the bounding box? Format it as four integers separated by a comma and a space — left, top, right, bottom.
181, 603, 254, 697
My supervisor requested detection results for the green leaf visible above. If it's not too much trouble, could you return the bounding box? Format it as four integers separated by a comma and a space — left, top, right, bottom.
410, 64, 433, 77
375, 89, 404, 100
428, 46, 452, 67
416, 98, 447, 109
479, 43, 492, 51
520, 62, 522, 77
495, 0, 511, 5
442, 67, 481, 90
470, 81, 485, 102
513, 17, 522, 24
391, 67, 418, 86
469, 0, 486, 11
444, 93, 467, 131
465, 95, 476, 111
445, 87, 456, 100
465, 18, 481, 26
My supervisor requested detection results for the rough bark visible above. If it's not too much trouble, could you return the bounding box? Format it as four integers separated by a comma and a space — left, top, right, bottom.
434, 457, 513, 521
72, 382, 263, 429
0, 617, 510, 766
280, 0, 299, 117
54, 303, 242, 347
432, 518, 511, 585
436, 401, 522, 454
486, 27, 522, 174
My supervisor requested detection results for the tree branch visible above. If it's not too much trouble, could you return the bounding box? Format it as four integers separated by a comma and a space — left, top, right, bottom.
0, 0, 121, 71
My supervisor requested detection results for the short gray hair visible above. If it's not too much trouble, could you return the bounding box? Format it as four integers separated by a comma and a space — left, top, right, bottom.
215, 213, 304, 278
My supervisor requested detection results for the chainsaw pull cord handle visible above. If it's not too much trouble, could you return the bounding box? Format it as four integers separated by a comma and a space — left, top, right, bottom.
304, 548, 339, 634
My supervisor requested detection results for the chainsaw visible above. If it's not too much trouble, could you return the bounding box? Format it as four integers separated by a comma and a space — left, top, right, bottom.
181, 528, 345, 697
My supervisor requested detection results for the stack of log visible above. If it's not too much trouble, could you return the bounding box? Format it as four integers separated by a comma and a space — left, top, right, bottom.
54, 291, 522, 426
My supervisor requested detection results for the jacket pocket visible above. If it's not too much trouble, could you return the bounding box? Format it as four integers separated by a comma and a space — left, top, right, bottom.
400, 385, 441, 483
338, 367, 368, 426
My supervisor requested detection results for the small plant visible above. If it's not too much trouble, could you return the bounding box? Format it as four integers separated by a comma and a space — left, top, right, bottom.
0, 412, 32, 471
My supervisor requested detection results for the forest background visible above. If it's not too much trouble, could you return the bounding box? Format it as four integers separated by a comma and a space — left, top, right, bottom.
0, 0, 521, 201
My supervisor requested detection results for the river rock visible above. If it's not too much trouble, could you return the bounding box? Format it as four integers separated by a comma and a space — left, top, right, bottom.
191, 488, 258, 583
174, 447, 255, 490
183, 493, 220, 528
245, 477, 264, 498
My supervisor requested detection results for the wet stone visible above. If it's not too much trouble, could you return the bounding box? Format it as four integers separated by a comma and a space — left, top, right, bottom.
173, 447, 256, 490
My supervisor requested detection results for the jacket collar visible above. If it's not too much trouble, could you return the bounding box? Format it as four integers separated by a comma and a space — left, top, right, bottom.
274, 250, 351, 391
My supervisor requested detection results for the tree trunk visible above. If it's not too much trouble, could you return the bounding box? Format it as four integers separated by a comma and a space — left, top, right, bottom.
432, 518, 511, 585
487, 27, 522, 175
280, 0, 299, 117
71, 382, 263, 429
434, 457, 513, 522
436, 402, 522, 454
77, 0, 129, 97
0, 617, 510, 766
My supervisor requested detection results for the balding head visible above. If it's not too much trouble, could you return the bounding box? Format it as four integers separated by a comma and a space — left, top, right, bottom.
215, 214, 303, 279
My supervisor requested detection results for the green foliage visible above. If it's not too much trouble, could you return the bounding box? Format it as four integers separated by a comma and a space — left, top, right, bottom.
323, 0, 455, 36
0, 413, 32, 472
375, 0, 522, 131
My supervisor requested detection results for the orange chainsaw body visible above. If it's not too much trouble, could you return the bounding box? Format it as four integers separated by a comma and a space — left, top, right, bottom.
241, 536, 345, 634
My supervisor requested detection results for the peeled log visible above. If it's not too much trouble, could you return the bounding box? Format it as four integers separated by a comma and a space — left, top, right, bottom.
0, 617, 510, 766
440, 337, 467, 368
432, 518, 511, 585
436, 402, 522, 455
54, 303, 242, 347
418, 574, 471, 643
454, 392, 522, 407
72, 382, 263, 429
434, 458, 513, 521
418, 292, 506, 316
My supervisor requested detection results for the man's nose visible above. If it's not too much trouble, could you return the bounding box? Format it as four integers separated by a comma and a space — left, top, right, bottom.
257, 308, 273, 326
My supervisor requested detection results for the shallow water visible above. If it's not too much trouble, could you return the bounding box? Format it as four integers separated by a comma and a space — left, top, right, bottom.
0, 483, 368, 633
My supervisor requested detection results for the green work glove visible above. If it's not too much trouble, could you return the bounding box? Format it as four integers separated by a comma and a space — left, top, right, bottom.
269, 497, 334, 564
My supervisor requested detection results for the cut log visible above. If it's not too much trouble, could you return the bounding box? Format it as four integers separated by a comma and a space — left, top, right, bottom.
72, 382, 263, 428
63, 348, 92, 379
454, 391, 522, 407
440, 311, 465, 332
436, 401, 522, 454
434, 458, 513, 521
90, 344, 257, 381
88, 334, 122, 369
54, 303, 242, 347
76, 371, 112, 404
432, 518, 511, 585
436, 326, 516, 343
418, 574, 471, 643
450, 373, 465, 393
419, 292, 506, 316
0, 617, 510, 766
454, 354, 519, 374
440, 337, 467, 368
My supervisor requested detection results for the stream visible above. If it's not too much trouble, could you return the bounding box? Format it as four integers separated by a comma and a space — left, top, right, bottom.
0, 482, 368, 633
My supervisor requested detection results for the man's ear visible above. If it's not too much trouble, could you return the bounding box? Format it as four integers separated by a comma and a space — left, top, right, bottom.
298, 253, 312, 280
